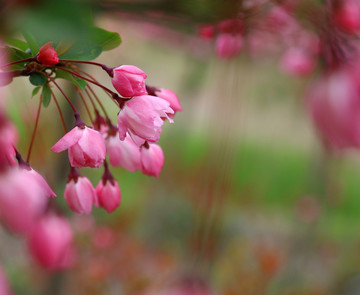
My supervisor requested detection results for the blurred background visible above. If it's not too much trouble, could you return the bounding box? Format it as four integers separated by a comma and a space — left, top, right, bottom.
2, 0, 360, 294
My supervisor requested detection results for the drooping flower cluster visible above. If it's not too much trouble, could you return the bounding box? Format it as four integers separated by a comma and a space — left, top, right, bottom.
0, 40, 181, 273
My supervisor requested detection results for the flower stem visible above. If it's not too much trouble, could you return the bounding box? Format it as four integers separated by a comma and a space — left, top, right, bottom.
48, 85, 67, 133
75, 87, 94, 124
59, 59, 114, 76
0, 57, 37, 68
26, 94, 42, 163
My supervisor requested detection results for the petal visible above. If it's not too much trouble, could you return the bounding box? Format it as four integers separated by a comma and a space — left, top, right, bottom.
51, 127, 83, 153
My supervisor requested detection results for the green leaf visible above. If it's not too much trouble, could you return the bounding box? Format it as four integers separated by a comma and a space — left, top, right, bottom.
59, 40, 102, 61
32, 86, 41, 97
91, 27, 121, 51
22, 31, 40, 55
5, 38, 29, 52
56, 69, 86, 89
29, 73, 47, 86
42, 84, 51, 107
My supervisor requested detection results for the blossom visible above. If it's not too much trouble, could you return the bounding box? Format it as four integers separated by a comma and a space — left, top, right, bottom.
155, 88, 182, 118
64, 172, 96, 214
111, 65, 148, 97
140, 143, 164, 177
96, 179, 121, 213
51, 126, 106, 168
24, 168, 56, 198
0, 167, 48, 234
333, 0, 360, 34
37, 42, 59, 65
106, 133, 141, 172
280, 48, 316, 77
0, 113, 18, 168
305, 63, 360, 149
27, 214, 74, 270
215, 33, 243, 59
118, 95, 174, 146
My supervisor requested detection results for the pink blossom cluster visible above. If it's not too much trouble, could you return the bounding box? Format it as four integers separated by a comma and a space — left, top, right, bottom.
0, 42, 181, 275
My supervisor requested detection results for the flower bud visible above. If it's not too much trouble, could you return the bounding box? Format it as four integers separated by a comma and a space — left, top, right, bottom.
111, 65, 148, 97
215, 33, 243, 59
155, 88, 182, 118
140, 143, 164, 177
27, 214, 74, 270
51, 126, 106, 168
64, 171, 96, 214
37, 42, 59, 65
96, 179, 121, 213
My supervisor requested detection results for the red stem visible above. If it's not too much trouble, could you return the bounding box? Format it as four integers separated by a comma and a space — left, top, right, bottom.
59, 59, 114, 76
49, 86, 67, 133
26, 94, 42, 163
1, 57, 37, 68
75, 87, 94, 124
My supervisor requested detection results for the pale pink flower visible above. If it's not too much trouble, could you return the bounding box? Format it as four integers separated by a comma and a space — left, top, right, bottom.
0, 168, 47, 234
37, 42, 59, 65
24, 168, 56, 198
96, 179, 121, 213
27, 214, 74, 270
112, 65, 148, 97
215, 33, 243, 59
0, 265, 12, 295
118, 95, 174, 146
280, 48, 316, 77
333, 0, 360, 33
106, 133, 141, 172
64, 172, 96, 214
51, 126, 106, 168
140, 143, 164, 177
155, 89, 182, 117
0, 114, 18, 168
305, 63, 360, 149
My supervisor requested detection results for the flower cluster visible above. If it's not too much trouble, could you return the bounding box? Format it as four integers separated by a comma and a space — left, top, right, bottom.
0, 41, 181, 270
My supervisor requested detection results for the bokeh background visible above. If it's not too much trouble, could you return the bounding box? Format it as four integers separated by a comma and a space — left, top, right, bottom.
2, 1, 360, 294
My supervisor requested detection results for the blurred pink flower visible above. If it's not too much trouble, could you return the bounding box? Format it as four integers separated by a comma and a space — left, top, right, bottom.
51, 126, 106, 168
27, 214, 74, 270
112, 65, 148, 97
106, 133, 141, 172
306, 63, 360, 149
215, 33, 243, 59
197, 24, 215, 40
0, 114, 17, 168
140, 143, 164, 177
155, 89, 182, 118
280, 48, 316, 76
64, 173, 96, 214
333, 0, 360, 34
0, 168, 47, 234
37, 42, 59, 65
96, 179, 121, 213
118, 95, 174, 146
24, 168, 56, 198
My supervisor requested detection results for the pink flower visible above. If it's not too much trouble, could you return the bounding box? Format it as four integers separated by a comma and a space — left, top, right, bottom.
64, 171, 96, 214
155, 88, 182, 117
0, 114, 18, 168
106, 133, 141, 172
215, 33, 243, 59
51, 126, 106, 168
0, 167, 48, 234
118, 95, 174, 146
27, 214, 74, 270
0, 265, 12, 295
37, 42, 59, 65
96, 179, 121, 213
280, 48, 316, 77
24, 168, 56, 198
197, 24, 215, 39
111, 65, 148, 97
305, 63, 360, 149
333, 0, 360, 34
140, 143, 164, 177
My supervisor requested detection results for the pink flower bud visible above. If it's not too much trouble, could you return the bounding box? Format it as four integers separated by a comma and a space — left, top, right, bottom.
280, 48, 316, 77
305, 63, 360, 149
140, 143, 164, 177
0, 168, 48, 234
118, 95, 174, 146
215, 33, 243, 59
106, 133, 141, 172
27, 214, 74, 270
155, 88, 182, 118
333, 0, 360, 34
96, 179, 121, 213
51, 126, 106, 168
37, 42, 59, 65
0, 114, 18, 169
0, 265, 12, 295
64, 174, 96, 214
197, 24, 215, 39
112, 65, 148, 97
